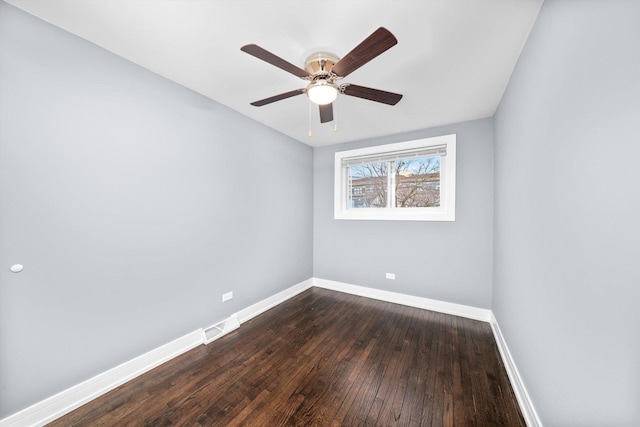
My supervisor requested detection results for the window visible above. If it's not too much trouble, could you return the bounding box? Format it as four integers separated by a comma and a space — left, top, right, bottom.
334, 134, 456, 221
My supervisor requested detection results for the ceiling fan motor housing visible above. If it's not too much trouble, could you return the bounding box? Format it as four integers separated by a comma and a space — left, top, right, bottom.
304, 52, 341, 76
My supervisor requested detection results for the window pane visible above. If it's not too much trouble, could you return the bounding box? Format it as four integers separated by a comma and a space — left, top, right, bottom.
394, 156, 441, 207
349, 162, 388, 208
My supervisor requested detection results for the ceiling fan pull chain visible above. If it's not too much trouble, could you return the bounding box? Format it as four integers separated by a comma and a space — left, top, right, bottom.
308, 99, 312, 138
334, 99, 339, 132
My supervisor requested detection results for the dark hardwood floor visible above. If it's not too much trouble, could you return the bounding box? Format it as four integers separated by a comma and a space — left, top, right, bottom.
49, 288, 525, 426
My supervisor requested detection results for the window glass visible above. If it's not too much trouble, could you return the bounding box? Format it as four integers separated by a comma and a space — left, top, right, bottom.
349, 162, 388, 208
394, 156, 440, 208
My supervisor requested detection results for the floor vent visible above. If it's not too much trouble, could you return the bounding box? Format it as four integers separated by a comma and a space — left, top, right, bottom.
203, 314, 240, 345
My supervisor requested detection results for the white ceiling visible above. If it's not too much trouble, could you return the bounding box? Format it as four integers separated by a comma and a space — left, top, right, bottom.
6, 0, 542, 147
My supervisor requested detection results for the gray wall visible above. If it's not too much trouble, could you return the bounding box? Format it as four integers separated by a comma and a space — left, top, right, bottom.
314, 119, 494, 309
0, 2, 313, 418
493, 1, 640, 426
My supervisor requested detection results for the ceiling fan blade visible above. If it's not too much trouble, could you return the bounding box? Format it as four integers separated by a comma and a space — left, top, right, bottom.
250, 89, 305, 106
319, 103, 334, 123
342, 84, 403, 105
331, 27, 398, 78
241, 44, 311, 78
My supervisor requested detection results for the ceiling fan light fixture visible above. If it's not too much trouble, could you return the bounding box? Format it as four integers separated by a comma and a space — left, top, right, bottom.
307, 81, 338, 105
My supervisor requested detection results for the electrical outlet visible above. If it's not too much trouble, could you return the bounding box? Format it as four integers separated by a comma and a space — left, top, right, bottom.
385, 273, 395, 280
222, 291, 233, 302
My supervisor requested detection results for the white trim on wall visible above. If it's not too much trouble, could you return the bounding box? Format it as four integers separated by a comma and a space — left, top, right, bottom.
0, 278, 313, 427
313, 277, 491, 322
1, 278, 539, 427
0, 329, 203, 427
235, 278, 313, 323
313, 277, 540, 425
490, 312, 542, 427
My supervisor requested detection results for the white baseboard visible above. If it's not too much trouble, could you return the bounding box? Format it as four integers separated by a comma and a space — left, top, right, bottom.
0, 329, 203, 427
2, 279, 538, 427
312, 277, 492, 322
235, 278, 313, 324
0, 279, 313, 427
0, 278, 314, 427
490, 312, 542, 427
313, 278, 539, 425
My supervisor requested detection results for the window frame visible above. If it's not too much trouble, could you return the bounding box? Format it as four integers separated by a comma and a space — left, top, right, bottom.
334, 134, 456, 221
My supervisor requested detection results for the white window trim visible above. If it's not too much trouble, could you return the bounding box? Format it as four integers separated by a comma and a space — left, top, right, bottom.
334, 134, 456, 221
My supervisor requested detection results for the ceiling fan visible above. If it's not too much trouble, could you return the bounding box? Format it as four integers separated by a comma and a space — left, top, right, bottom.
241, 27, 403, 124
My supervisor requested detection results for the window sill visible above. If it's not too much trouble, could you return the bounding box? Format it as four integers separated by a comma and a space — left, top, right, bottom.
334, 209, 455, 222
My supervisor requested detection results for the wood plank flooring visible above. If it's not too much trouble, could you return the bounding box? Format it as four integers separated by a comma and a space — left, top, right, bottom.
48, 288, 525, 426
